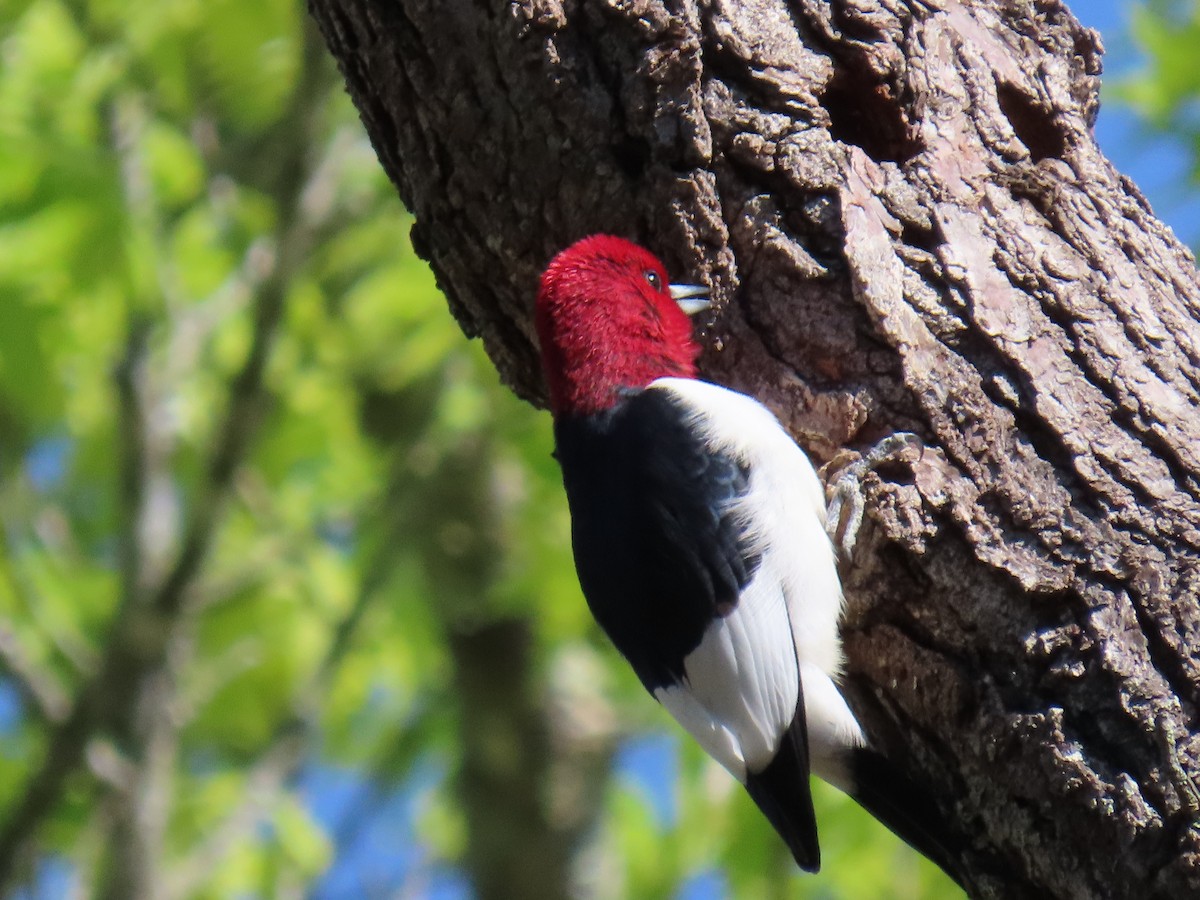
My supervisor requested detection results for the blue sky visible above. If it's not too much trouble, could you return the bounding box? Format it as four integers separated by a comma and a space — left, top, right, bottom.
1080, 0, 1200, 243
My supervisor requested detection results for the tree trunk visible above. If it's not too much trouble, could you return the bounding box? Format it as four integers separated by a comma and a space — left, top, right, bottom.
306, 0, 1200, 896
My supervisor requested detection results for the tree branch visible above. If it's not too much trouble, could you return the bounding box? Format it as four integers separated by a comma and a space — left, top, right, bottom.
163, 721, 310, 900
164, 496, 410, 898
0, 626, 69, 725
0, 27, 334, 875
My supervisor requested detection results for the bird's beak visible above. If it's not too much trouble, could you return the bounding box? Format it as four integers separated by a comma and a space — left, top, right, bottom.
669, 283, 711, 315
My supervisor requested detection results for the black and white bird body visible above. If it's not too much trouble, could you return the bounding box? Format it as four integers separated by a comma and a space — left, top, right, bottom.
535, 235, 953, 875
554, 378, 863, 869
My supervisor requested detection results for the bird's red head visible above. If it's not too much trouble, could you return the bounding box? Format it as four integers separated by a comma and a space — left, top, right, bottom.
536, 235, 708, 417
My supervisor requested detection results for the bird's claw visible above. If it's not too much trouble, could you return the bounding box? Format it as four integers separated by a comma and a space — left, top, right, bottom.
825, 433, 922, 563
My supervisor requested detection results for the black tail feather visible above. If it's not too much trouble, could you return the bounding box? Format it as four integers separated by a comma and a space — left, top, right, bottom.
849, 747, 965, 887
745, 713, 821, 872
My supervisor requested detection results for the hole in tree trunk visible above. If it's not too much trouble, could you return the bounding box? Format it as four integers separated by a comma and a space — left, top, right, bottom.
824, 68, 919, 164
997, 83, 1067, 162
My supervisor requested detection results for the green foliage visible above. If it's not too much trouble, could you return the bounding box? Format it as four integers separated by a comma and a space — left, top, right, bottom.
1123, 3, 1198, 123
0, 0, 965, 896
594, 736, 960, 899
1119, 0, 1200, 181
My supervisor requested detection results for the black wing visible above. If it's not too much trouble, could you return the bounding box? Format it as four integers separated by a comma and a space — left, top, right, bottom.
553, 387, 761, 691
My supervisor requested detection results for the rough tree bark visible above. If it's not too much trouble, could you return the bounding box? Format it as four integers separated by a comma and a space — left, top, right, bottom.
307, 0, 1200, 897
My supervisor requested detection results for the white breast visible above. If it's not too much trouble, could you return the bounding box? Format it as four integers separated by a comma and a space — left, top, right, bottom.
648, 378, 864, 782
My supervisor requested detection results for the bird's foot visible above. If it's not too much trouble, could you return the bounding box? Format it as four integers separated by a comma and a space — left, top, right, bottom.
824, 433, 922, 563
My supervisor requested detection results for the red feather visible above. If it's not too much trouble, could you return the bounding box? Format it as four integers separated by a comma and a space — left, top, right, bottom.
536, 235, 700, 416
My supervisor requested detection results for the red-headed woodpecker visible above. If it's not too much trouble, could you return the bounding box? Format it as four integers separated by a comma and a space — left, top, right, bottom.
535, 235, 955, 876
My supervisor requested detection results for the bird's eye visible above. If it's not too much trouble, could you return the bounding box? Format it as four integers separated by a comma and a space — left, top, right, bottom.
644, 270, 661, 290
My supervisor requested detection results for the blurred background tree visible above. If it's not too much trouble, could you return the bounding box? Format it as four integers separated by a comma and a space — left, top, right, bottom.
0, 0, 1192, 897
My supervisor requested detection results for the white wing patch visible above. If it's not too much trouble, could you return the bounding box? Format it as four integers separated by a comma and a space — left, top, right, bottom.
648, 378, 865, 783
655, 560, 800, 780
